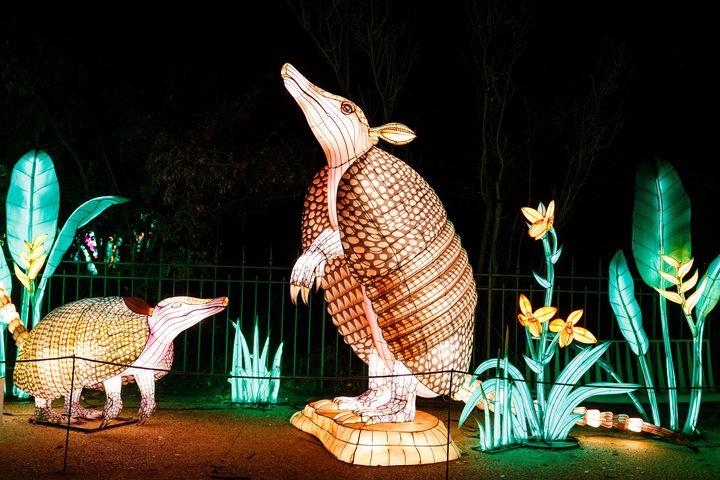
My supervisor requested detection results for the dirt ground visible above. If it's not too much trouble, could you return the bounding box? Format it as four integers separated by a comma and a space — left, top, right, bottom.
1, 383, 719, 480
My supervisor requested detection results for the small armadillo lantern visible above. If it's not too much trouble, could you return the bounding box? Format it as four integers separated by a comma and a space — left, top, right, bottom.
283, 63, 477, 425
0, 289, 228, 425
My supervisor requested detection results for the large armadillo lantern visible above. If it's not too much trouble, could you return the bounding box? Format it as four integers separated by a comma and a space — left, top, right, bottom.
0, 289, 228, 425
283, 63, 477, 424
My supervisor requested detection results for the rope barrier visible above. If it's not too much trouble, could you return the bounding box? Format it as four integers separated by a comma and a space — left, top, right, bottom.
2, 356, 717, 392
2, 355, 718, 479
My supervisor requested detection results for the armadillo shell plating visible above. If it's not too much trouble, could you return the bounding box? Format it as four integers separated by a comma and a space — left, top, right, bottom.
371, 243, 465, 318
337, 148, 477, 396
380, 255, 475, 348
14, 297, 149, 399
337, 150, 447, 281
300, 166, 333, 251
364, 221, 457, 301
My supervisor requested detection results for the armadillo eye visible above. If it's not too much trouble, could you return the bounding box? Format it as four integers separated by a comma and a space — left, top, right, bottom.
340, 102, 355, 115
172, 302, 181, 309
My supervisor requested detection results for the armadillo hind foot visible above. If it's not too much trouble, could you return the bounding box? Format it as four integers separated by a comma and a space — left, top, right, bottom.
34, 398, 64, 424
137, 397, 157, 425
353, 397, 416, 425
100, 391, 123, 428
334, 384, 391, 411
335, 358, 419, 425
341, 376, 417, 425
334, 352, 394, 410
64, 388, 103, 420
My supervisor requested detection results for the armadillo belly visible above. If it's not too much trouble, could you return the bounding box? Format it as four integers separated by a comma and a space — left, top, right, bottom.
337, 148, 477, 396
302, 167, 373, 363
14, 297, 149, 399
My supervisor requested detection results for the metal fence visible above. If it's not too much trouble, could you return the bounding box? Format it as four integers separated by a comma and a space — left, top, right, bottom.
3, 253, 717, 393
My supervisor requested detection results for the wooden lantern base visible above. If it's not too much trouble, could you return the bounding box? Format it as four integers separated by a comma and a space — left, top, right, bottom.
290, 399, 461, 466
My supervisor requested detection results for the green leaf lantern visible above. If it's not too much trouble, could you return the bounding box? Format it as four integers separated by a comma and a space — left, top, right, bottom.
695, 255, 720, 323
632, 158, 691, 288
5, 150, 60, 273
608, 250, 648, 356
0, 249, 11, 296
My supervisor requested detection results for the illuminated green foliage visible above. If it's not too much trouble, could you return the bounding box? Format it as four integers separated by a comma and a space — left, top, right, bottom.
460, 201, 638, 450
228, 318, 283, 404
615, 158, 720, 435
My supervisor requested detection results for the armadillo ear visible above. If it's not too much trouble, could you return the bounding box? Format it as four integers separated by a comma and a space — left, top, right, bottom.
124, 297, 154, 316
369, 122, 416, 146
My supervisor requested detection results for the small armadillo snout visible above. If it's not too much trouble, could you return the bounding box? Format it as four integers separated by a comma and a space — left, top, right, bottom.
220, 297, 229, 307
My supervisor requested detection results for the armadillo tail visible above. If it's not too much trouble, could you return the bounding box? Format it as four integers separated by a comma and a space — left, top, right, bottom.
574, 407, 698, 451
0, 289, 30, 348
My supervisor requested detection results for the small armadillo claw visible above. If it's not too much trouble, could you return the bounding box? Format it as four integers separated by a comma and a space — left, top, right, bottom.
289, 285, 299, 304
301, 287, 310, 305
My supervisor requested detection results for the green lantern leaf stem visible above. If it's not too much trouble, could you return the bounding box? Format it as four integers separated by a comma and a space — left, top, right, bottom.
637, 354, 660, 426
682, 328, 704, 436
682, 255, 720, 434
534, 227, 559, 417
657, 297, 678, 430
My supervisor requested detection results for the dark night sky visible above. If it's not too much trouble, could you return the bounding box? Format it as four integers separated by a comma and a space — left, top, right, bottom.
2, 1, 718, 271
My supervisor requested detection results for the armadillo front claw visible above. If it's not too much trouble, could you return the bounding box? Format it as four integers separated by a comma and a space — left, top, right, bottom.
301, 286, 310, 304
291, 233, 342, 304
289, 284, 311, 305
